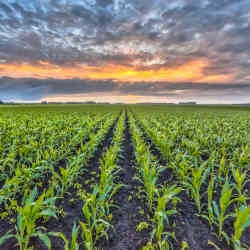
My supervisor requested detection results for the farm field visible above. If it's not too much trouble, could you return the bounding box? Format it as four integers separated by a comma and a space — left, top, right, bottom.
0, 104, 249, 250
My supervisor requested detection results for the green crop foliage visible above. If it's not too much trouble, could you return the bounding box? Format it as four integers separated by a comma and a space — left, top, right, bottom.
152, 184, 181, 244
77, 112, 125, 248
80, 186, 112, 249
212, 181, 247, 242
183, 161, 210, 213
232, 206, 250, 250
51, 223, 80, 250
132, 105, 249, 249
0, 104, 249, 249
200, 174, 216, 228
129, 113, 165, 212
0, 188, 57, 250
233, 169, 249, 205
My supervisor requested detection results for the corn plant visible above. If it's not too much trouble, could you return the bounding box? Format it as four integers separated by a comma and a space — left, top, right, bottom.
183, 161, 210, 213
232, 205, 250, 250
200, 174, 216, 228
233, 169, 248, 204
80, 185, 112, 249
98, 152, 124, 208
53, 154, 85, 196
218, 156, 227, 179
171, 153, 191, 184
151, 184, 181, 246
212, 181, 247, 242
51, 223, 80, 250
142, 236, 176, 250
0, 188, 57, 250
134, 150, 162, 212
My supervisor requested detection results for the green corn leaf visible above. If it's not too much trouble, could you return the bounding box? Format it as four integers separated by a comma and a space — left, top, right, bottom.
41, 208, 57, 218
234, 206, 250, 241
221, 231, 230, 245
49, 232, 69, 250
43, 197, 57, 205
26, 187, 38, 204
71, 223, 79, 250
165, 209, 177, 215
208, 240, 221, 250
33, 232, 51, 250
0, 234, 15, 246
212, 201, 220, 220
17, 210, 23, 231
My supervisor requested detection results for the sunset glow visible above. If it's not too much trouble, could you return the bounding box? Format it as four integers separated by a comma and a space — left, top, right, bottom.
0, 59, 233, 83
0, 0, 249, 103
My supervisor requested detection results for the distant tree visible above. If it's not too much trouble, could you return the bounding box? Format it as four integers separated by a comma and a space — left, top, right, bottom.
0, 100, 4, 104
179, 102, 197, 105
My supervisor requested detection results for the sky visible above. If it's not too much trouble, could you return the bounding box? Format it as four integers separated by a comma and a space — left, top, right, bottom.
0, 0, 250, 103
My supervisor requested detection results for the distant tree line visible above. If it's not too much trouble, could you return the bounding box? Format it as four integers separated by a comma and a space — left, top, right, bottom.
41, 101, 111, 104
179, 102, 197, 105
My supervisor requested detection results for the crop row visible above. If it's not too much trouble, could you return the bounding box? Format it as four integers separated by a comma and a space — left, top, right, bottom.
0, 105, 249, 250
0, 110, 120, 249
131, 110, 249, 249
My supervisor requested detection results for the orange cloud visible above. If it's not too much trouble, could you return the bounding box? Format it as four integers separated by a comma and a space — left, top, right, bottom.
0, 59, 234, 83
43, 93, 165, 104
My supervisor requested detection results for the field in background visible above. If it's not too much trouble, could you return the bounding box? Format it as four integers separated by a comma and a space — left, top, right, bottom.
0, 104, 249, 250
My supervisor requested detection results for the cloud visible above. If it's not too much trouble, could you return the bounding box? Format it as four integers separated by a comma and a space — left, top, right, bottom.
0, 0, 250, 102
0, 77, 249, 103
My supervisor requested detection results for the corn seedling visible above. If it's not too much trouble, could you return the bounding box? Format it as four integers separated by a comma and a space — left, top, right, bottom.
183, 161, 210, 213
232, 205, 250, 250
151, 185, 181, 248
51, 223, 80, 250
212, 181, 247, 242
0, 188, 57, 250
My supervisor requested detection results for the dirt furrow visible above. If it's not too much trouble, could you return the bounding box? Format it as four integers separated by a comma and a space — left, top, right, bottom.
101, 111, 150, 250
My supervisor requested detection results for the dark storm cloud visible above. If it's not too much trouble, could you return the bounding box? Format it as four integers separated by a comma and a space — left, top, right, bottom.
0, 0, 250, 102
1, 77, 250, 102
0, 0, 249, 67
0, 77, 117, 100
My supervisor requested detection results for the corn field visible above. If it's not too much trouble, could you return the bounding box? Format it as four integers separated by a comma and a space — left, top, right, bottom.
0, 104, 249, 250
